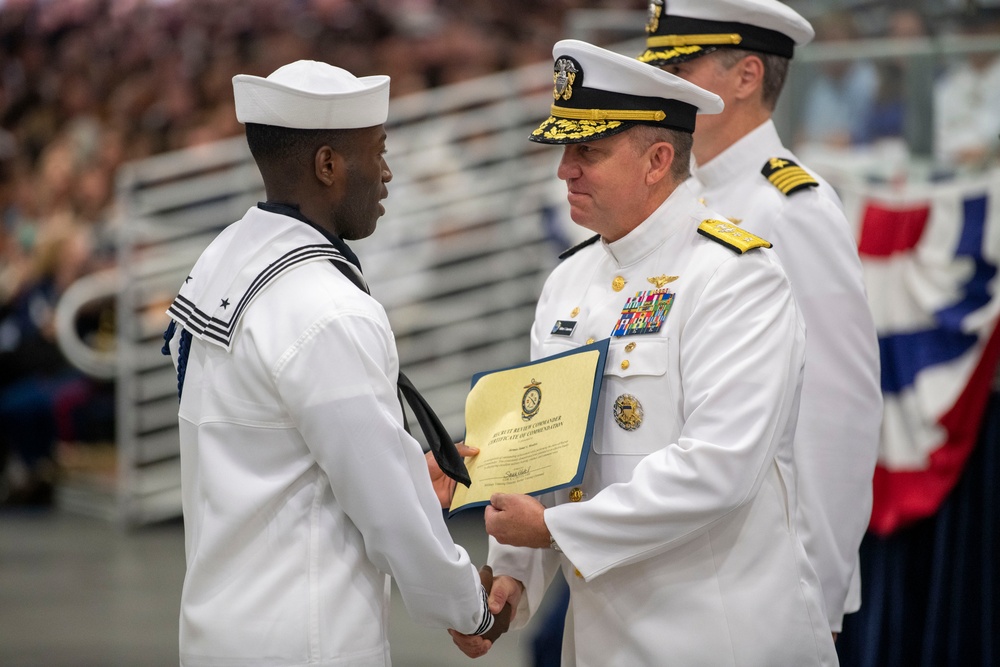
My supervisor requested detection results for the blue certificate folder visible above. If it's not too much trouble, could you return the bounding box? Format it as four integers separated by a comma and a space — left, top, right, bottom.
449, 338, 609, 516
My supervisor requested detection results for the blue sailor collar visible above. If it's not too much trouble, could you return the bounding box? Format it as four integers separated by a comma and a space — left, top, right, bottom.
166, 205, 367, 352
602, 180, 703, 268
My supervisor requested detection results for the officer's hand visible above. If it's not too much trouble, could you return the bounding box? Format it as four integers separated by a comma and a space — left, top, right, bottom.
477, 566, 514, 641
487, 574, 523, 620
485, 493, 549, 548
426, 442, 479, 509
448, 570, 521, 657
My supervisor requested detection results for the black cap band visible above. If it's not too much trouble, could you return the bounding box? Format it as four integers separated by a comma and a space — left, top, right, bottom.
647, 16, 795, 59
552, 87, 699, 134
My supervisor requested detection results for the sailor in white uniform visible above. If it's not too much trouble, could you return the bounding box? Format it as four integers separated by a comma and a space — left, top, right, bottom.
163, 60, 503, 667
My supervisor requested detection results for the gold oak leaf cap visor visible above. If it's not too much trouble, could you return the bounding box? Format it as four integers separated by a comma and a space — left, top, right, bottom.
531, 39, 723, 145
639, 0, 815, 66
232, 59, 390, 129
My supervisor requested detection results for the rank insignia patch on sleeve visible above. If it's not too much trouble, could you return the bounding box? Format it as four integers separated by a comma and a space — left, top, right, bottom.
761, 157, 819, 195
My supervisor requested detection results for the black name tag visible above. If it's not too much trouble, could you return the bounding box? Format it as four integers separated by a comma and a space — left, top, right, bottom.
551, 320, 577, 336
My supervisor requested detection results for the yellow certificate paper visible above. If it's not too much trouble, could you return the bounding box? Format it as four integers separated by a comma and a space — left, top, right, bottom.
449, 338, 609, 515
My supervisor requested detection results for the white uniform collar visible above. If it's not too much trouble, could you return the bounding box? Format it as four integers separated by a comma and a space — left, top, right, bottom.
602, 179, 703, 267
693, 119, 784, 190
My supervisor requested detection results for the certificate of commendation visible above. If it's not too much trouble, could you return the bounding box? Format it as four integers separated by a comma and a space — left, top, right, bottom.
449, 338, 609, 515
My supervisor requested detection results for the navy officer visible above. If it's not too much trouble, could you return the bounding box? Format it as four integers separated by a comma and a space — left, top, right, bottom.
451, 39, 838, 666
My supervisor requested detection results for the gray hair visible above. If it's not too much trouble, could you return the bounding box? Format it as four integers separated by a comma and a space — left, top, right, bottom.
627, 124, 693, 183
712, 49, 790, 111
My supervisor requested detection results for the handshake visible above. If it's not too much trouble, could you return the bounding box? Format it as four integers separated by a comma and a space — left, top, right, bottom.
448, 565, 523, 658
444, 492, 547, 658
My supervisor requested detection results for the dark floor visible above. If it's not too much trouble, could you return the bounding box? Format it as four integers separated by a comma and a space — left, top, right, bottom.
0, 506, 557, 667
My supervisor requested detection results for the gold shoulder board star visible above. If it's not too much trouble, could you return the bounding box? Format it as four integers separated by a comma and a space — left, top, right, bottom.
647, 275, 678, 288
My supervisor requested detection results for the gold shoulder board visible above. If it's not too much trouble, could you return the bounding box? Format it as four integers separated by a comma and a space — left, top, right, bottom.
760, 157, 818, 195
697, 219, 772, 254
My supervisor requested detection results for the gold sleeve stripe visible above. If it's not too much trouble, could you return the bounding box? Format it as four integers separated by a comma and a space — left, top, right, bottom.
647, 33, 743, 47
772, 175, 817, 191
551, 105, 667, 122
768, 166, 812, 183
767, 167, 818, 194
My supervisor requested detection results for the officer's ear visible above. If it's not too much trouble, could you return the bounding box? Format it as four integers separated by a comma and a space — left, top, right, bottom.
314, 145, 347, 199
732, 54, 765, 102
646, 141, 676, 186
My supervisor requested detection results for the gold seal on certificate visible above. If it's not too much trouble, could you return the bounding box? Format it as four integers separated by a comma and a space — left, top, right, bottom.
449, 339, 609, 515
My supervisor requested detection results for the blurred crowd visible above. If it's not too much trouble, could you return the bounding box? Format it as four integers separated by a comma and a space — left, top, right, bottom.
0, 0, 639, 505
793, 4, 1000, 175
0, 0, 998, 506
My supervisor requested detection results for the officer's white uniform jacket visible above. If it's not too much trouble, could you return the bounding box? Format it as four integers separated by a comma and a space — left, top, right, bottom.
166, 206, 491, 667
489, 182, 838, 667
690, 119, 882, 631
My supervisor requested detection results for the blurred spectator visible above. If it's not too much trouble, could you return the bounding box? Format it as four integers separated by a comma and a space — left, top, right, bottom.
865, 7, 932, 144
795, 10, 879, 149
0, 123, 115, 505
933, 7, 1000, 170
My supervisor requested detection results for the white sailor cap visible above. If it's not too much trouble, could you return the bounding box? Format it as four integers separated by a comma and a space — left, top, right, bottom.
232, 60, 390, 130
639, 0, 815, 66
530, 39, 723, 145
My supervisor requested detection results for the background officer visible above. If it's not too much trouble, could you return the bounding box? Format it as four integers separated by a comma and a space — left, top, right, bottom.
640, 0, 883, 637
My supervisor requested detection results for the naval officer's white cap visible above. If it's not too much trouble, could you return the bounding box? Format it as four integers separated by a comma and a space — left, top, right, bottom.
232, 60, 390, 130
531, 39, 723, 145
639, 0, 815, 66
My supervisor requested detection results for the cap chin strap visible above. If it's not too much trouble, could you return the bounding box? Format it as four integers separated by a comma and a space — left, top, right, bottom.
647, 33, 743, 47
551, 104, 667, 122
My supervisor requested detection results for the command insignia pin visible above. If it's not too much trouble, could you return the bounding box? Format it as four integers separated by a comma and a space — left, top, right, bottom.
646, 0, 664, 34
553, 58, 579, 101
613, 394, 644, 431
